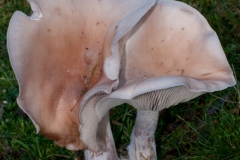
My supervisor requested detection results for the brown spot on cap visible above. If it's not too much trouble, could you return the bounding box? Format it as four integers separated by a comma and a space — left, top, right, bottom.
181, 8, 193, 14
201, 73, 212, 76
181, 70, 184, 75
166, 70, 170, 74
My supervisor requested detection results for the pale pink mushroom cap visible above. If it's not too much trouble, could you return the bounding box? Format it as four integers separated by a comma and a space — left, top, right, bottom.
79, 0, 236, 152
7, 0, 155, 150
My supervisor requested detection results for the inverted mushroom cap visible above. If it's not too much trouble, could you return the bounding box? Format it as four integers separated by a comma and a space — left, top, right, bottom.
7, 0, 155, 150
80, 0, 236, 151
121, 0, 235, 86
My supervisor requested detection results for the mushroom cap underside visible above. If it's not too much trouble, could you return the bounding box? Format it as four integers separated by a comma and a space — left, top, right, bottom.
81, 74, 235, 151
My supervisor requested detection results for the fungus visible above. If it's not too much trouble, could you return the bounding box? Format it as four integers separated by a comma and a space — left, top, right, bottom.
79, 0, 236, 159
7, 0, 155, 159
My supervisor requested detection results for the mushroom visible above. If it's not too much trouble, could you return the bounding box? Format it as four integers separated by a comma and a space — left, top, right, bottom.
79, 0, 236, 159
7, 0, 155, 159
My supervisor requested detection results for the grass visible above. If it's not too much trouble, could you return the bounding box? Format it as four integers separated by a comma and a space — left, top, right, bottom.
0, 0, 240, 159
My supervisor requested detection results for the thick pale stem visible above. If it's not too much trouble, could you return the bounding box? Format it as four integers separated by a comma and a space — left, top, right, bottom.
84, 122, 119, 160
128, 110, 159, 160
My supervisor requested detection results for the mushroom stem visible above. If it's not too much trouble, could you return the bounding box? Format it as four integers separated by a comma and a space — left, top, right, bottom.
128, 110, 159, 160
84, 121, 119, 160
